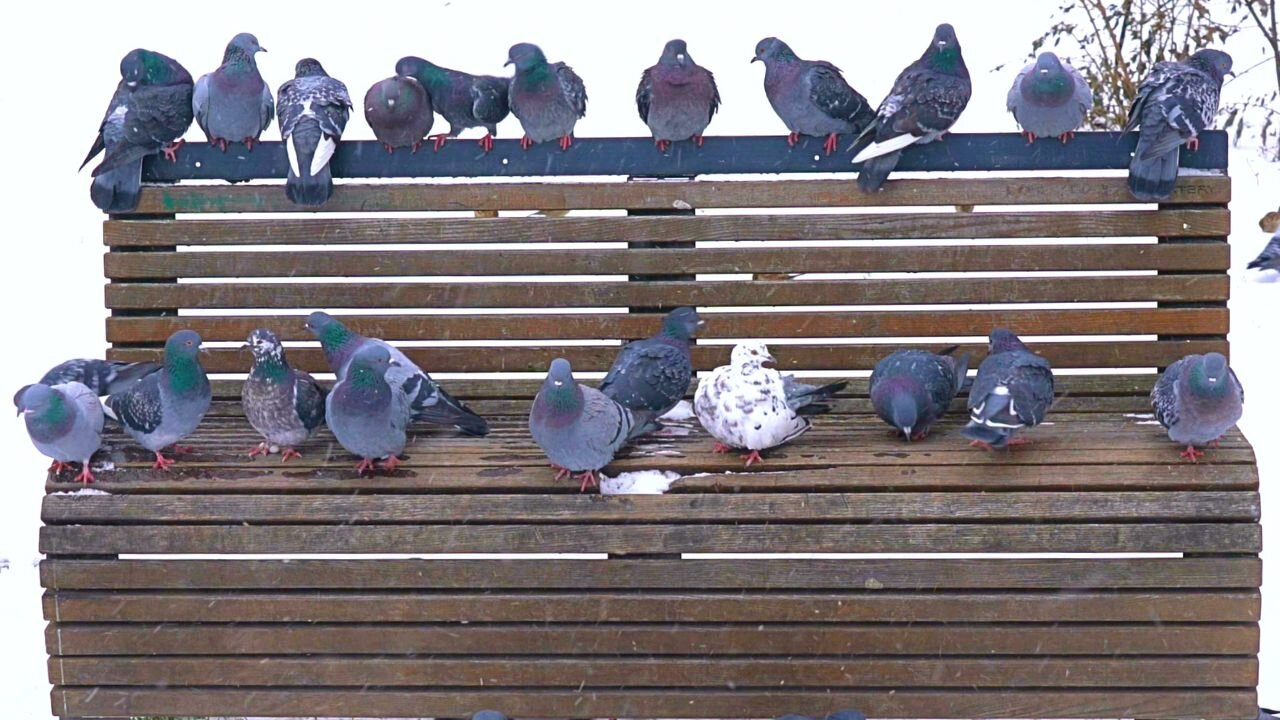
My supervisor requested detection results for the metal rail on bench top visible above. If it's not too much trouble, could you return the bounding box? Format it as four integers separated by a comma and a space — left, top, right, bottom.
141, 131, 1230, 181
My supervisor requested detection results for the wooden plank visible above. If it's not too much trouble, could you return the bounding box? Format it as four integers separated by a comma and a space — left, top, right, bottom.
45, 621, 1261, 657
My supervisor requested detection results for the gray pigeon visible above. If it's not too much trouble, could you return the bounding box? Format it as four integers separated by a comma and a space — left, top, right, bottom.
1124, 49, 1232, 201
193, 33, 274, 151
16, 382, 104, 485
104, 329, 211, 470
471, 712, 510, 720
364, 75, 433, 153
1151, 352, 1244, 462
242, 328, 326, 461
1007, 52, 1092, 143
394, 56, 510, 152
13, 358, 160, 408
277, 58, 352, 206
599, 307, 702, 422
637, 39, 720, 151
1247, 228, 1280, 272
752, 37, 874, 155
870, 346, 970, 441
851, 24, 971, 192
530, 358, 649, 492
81, 49, 194, 212
506, 43, 587, 151
825, 711, 867, 720
326, 344, 411, 475
961, 328, 1055, 449
305, 311, 488, 436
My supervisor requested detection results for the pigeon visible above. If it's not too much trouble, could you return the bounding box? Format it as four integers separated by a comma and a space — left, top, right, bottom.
851, 24, 971, 192
394, 56, 510, 152
305, 311, 488, 436
13, 359, 160, 408
326, 344, 410, 475
242, 328, 327, 461
694, 341, 847, 467
277, 58, 352, 206
961, 328, 1055, 450
870, 346, 970, 441
471, 712, 510, 720
1247, 228, 1280, 272
81, 49, 194, 212
1007, 52, 1092, 143
752, 37, 874, 155
637, 39, 720, 151
530, 358, 649, 492
599, 307, 702, 422
1151, 352, 1244, 462
104, 330, 211, 470
193, 33, 274, 152
506, 43, 587, 151
16, 383, 104, 485
1123, 49, 1233, 201
364, 75, 433, 154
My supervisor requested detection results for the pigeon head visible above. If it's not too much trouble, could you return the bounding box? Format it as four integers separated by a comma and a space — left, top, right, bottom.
731, 340, 775, 370
367, 76, 424, 116
752, 37, 797, 64
924, 23, 966, 75
165, 329, 204, 360
660, 39, 692, 67
224, 33, 266, 63
15, 384, 58, 418
662, 307, 703, 340
348, 344, 395, 387
506, 43, 548, 72
887, 389, 920, 440
295, 58, 329, 79
540, 357, 583, 411
245, 328, 284, 360
12, 384, 35, 412
871, 374, 925, 440
1186, 49, 1234, 84
1023, 52, 1074, 104
306, 311, 354, 348
1188, 352, 1232, 397
121, 49, 190, 88
395, 56, 427, 77
988, 327, 1028, 354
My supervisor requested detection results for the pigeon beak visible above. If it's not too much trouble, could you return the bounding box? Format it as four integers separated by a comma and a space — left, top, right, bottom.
126, 81, 138, 88
750, 56, 760, 63
553, 380, 564, 387
1038, 68, 1050, 75
259, 46, 268, 53
504, 59, 513, 67
240, 343, 251, 352
198, 346, 210, 355
676, 53, 686, 63
902, 426, 914, 441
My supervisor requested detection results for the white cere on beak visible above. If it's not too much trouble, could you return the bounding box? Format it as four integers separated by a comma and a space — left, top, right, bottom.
676, 53, 686, 62
387, 98, 396, 107
553, 380, 564, 387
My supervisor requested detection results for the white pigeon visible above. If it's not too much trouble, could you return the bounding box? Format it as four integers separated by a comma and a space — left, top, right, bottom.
694, 341, 812, 467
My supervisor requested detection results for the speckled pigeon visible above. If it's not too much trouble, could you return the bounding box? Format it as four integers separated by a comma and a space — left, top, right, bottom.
13, 358, 160, 409
17, 383, 104, 485
277, 58, 351, 206
1151, 352, 1243, 462
193, 33, 274, 152
637, 39, 720, 151
364, 75, 433, 153
394, 56, 509, 152
326, 344, 410, 475
104, 330, 211, 470
962, 328, 1055, 450
599, 307, 702, 423
851, 24, 971, 192
506, 43, 587, 151
1007, 52, 1092, 143
1123, 49, 1232, 201
81, 49, 194, 212
305, 311, 488, 436
1248, 229, 1280, 272
530, 358, 649, 492
752, 37, 874, 155
870, 346, 970, 441
242, 328, 326, 461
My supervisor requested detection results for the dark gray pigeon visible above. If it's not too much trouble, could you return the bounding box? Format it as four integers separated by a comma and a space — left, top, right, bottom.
104, 330, 211, 470
851, 24, 971, 192
637, 39, 720, 151
277, 58, 351, 206
1151, 352, 1244, 462
530, 358, 649, 492
242, 328, 326, 461
364, 75, 433, 153
394, 56, 510, 152
599, 307, 702, 422
1124, 49, 1232, 201
81, 49, 194, 212
13, 358, 160, 409
752, 37, 874, 155
870, 346, 970, 441
962, 328, 1054, 449
193, 33, 274, 151
1247, 228, 1280, 272
306, 311, 488, 436
1007, 52, 1092, 143
326, 344, 410, 475
506, 43, 587, 151
17, 382, 104, 485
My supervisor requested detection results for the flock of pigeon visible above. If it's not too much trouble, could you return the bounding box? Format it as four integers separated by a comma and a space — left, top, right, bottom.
79, 25, 1233, 211
15, 308, 1245, 489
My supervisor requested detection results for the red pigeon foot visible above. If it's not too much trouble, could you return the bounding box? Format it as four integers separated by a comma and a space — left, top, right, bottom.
383, 143, 396, 154
1058, 131, 1075, 144
1186, 137, 1200, 151
693, 134, 705, 148
429, 133, 449, 151
380, 456, 402, 472
969, 439, 994, 451
280, 448, 303, 462
1023, 131, 1037, 145
75, 465, 96, 485
1006, 436, 1033, 447
354, 457, 377, 475
655, 139, 671, 152
170, 443, 195, 455
243, 137, 257, 150
712, 442, 733, 454
576, 470, 599, 493
519, 135, 534, 150
742, 449, 764, 467
48, 460, 75, 474
1180, 445, 1205, 462
410, 141, 423, 154
786, 131, 800, 148
212, 137, 229, 152
248, 443, 269, 459
152, 452, 177, 471
559, 134, 573, 151
162, 139, 185, 162
478, 134, 495, 152
910, 430, 930, 441
552, 465, 572, 482
822, 132, 839, 155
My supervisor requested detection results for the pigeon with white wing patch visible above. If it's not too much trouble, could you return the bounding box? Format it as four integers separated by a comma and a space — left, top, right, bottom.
277, 58, 352, 206
962, 328, 1055, 450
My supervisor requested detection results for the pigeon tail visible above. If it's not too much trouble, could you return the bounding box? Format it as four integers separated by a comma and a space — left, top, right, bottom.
628, 409, 661, 440
1128, 147, 1179, 202
91, 142, 155, 177
851, 132, 917, 163
285, 120, 334, 206
90, 160, 144, 213
793, 380, 849, 416
856, 150, 902, 192
105, 361, 164, 395
412, 390, 490, 436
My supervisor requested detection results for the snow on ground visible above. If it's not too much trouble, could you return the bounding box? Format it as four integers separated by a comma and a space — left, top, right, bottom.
601, 470, 683, 495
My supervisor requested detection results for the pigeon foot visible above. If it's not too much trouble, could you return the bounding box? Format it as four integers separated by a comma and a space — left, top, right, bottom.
152, 452, 177, 471
1180, 445, 1205, 462
576, 470, 598, 493
162, 139, 185, 162
1058, 131, 1075, 144
786, 131, 800, 148
655, 139, 671, 152
1023, 131, 1037, 145
478, 134, 495, 153
429, 133, 450, 151
822, 133, 839, 155
969, 439, 994, 451
519, 135, 534, 150
48, 460, 75, 474
212, 137, 230, 152
559, 134, 574, 151
712, 442, 734, 454
742, 449, 764, 467
280, 448, 303, 462
693, 134, 705, 147
354, 457, 378, 475
1186, 137, 1200, 151
380, 456, 402, 473
75, 464, 96, 485
248, 443, 270, 459
243, 137, 257, 150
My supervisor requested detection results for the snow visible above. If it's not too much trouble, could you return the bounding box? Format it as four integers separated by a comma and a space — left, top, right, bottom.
601, 470, 683, 495
47, 488, 112, 497
658, 400, 696, 422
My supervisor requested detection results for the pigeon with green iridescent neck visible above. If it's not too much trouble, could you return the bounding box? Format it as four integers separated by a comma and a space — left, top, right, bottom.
277, 58, 351, 206
104, 330, 211, 470
506, 43, 587, 151
962, 328, 1054, 450
851, 24, 971, 192
81, 49, 194, 212
17, 383, 104, 485
193, 33, 274, 152
1151, 352, 1243, 462
326, 344, 410, 475
394, 56, 509, 152
599, 307, 702, 423
305, 311, 488, 436
1007, 52, 1091, 143
637, 39, 720, 152
752, 37, 873, 156
364, 75, 433, 153
242, 328, 326, 461
870, 346, 970, 441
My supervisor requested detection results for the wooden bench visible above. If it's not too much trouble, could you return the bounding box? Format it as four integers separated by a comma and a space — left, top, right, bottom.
41, 132, 1260, 719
